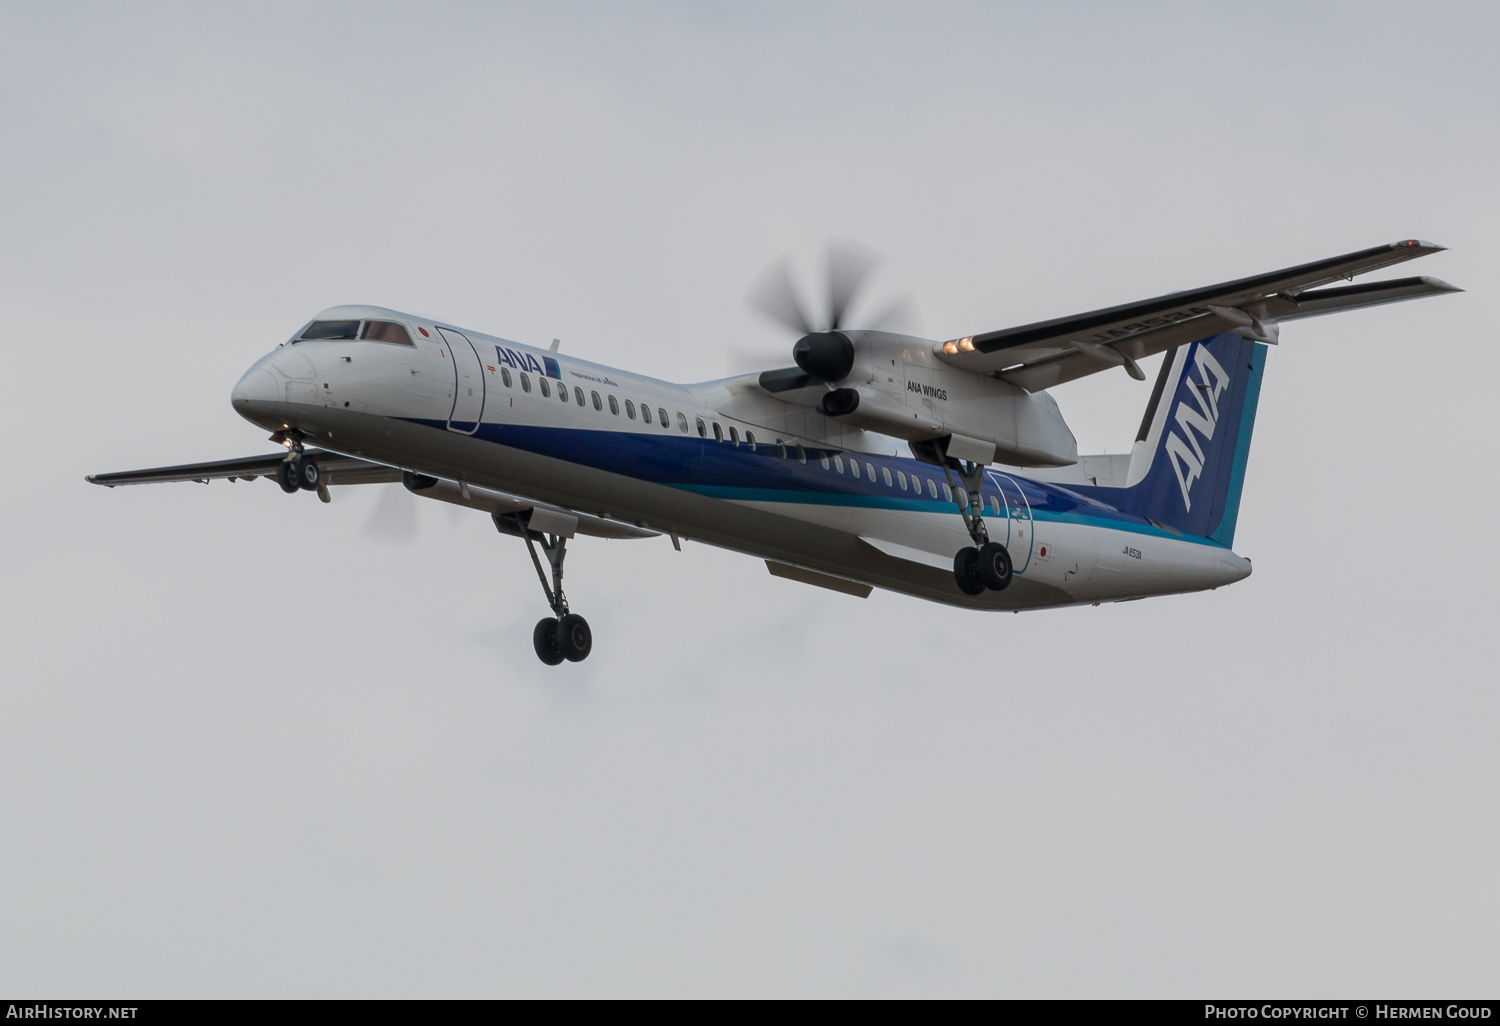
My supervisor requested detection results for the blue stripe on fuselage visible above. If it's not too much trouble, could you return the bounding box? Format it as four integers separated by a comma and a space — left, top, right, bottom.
399, 418, 1224, 547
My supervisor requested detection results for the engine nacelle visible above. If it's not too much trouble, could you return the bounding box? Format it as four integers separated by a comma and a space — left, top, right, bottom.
823, 331, 1078, 467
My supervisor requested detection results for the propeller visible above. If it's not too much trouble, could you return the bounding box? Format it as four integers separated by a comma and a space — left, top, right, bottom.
734, 240, 920, 379
359, 483, 467, 546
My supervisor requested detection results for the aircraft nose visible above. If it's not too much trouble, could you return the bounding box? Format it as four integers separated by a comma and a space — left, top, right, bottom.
231, 368, 280, 407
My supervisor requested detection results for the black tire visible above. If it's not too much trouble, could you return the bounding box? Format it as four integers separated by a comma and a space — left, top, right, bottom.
557, 613, 592, 662
953, 546, 986, 596
297, 458, 321, 491
276, 460, 300, 494
978, 541, 1013, 591
533, 617, 565, 665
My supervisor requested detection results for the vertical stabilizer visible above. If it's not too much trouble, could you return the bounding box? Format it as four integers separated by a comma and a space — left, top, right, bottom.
1084, 332, 1267, 546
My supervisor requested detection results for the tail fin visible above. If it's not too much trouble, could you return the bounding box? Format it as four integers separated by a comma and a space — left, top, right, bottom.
1100, 331, 1267, 546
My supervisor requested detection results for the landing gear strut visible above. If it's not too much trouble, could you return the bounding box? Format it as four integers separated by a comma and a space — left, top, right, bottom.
941, 457, 1012, 595
510, 519, 592, 665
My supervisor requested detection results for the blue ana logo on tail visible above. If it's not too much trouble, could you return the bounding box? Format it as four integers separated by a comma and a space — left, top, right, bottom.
1074, 331, 1264, 547
1163, 346, 1232, 512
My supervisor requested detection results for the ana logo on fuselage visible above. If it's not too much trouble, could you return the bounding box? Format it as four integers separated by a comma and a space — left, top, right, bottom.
1163, 346, 1231, 512
493, 345, 560, 379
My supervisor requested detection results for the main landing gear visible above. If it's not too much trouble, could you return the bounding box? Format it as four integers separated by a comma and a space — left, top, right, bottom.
504, 516, 592, 666
942, 458, 1012, 596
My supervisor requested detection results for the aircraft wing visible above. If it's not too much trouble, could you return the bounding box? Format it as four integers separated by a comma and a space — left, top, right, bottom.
87, 450, 659, 540
936, 240, 1461, 391
86, 450, 401, 487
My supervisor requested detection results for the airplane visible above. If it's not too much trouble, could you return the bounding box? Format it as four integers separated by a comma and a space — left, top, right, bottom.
88, 240, 1458, 665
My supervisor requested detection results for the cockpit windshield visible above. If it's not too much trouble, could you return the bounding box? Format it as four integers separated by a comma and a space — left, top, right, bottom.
299, 320, 360, 340
360, 320, 414, 345
294, 318, 415, 345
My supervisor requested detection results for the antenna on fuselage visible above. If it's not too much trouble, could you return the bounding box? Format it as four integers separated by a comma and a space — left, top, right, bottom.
550, 338, 561, 352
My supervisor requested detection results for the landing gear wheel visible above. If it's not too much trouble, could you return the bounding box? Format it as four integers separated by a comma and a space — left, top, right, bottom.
977, 541, 1013, 591
533, 617, 565, 665
276, 460, 300, 494
556, 613, 592, 662
953, 546, 986, 596
297, 458, 321, 491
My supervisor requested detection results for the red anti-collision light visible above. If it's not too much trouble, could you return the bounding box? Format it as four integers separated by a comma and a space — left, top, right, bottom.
419, 327, 429, 337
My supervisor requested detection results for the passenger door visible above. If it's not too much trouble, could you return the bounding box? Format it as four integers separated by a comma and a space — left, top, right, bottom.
439, 328, 485, 434
989, 471, 1035, 573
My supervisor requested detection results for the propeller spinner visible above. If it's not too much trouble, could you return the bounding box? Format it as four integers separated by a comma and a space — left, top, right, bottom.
745, 241, 913, 382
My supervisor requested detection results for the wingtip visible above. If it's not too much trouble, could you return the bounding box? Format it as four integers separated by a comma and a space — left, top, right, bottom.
1395, 239, 1446, 252
1418, 275, 1463, 293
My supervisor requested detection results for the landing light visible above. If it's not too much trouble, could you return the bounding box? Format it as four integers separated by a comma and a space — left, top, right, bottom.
958, 336, 975, 352
942, 340, 959, 355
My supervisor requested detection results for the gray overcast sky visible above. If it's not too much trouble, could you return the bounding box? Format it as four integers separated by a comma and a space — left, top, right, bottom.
2, 1, 1496, 997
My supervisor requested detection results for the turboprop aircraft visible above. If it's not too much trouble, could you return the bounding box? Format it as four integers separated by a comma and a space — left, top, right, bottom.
89, 240, 1458, 664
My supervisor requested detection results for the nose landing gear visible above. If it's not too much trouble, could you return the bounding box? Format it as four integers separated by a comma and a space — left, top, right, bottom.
274, 438, 329, 502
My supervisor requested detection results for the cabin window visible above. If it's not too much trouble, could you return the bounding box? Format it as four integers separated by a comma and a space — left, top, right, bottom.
897, 470, 907, 491
926, 479, 938, 499
820, 454, 830, 470
712, 422, 723, 442
574, 386, 585, 405
942, 482, 953, 503
607, 395, 618, 415
640, 404, 651, 424
591, 391, 602, 411
988, 494, 1002, 515
558, 385, 568, 403
866, 462, 876, 481
359, 320, 415, 346
882, 467, 893, 487
729, 426, 739, 446
798, 445, 808, 465
539, 378, 550, 398
746, 432, 756, 451
662, 409, 672, 429
833, 455, 844, 474
625, 400, 636, 420
776, 440, 787, 459
677, 412, 689, 433
520, 372, 531, 393
957, 486, 969, 509
299, 319, 360, 341
849, 460, 860, 480
501, 367, 512, 388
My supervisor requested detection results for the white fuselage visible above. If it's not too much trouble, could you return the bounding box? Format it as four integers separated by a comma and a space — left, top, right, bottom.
231, 307, 1250, 611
